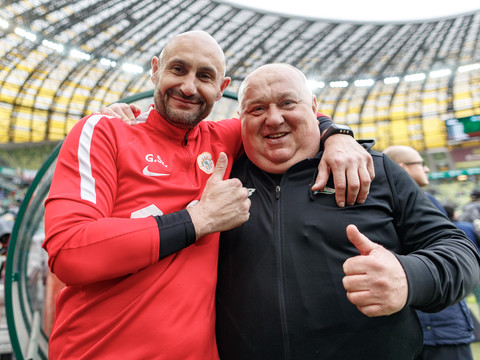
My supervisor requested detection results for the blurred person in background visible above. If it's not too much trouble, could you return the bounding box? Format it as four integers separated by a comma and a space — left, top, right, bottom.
0, 216, 13, 279
444, 202, 479, 250
383, 146, 447, 217
444, 201, 480, 323
384, 145, 475, 360
457, 189, 480, 315
459, 189, 480, 232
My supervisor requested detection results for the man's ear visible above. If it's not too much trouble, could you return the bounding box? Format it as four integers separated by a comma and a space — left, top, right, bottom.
311, 95, 317, 114
151, 56, 159, 85
216, 76, 231, 101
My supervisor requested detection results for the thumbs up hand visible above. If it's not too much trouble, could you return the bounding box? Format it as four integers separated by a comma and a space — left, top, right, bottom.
342, 224, 408, 317
187, 153, 251, 240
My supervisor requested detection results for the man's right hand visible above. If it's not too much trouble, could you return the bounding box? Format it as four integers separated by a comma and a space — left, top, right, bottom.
100, 106, 250, 237
187, 153, 251, 239
100, 103, 139, 125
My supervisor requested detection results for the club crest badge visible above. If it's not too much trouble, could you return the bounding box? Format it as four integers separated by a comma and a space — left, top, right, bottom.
313, 186, 336, 195
197, 152, 214, 174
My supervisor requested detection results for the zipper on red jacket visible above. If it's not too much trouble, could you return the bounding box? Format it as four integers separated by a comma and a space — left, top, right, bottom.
184, 129, 191, 146
183, 129, 195, 187
274, 184, 291, 359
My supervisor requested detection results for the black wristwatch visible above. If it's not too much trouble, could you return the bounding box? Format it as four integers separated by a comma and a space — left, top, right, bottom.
321, 124, 354, 147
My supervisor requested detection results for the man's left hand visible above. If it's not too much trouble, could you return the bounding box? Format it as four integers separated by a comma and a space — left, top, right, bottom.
313, 134, 374, 207
99, 103, 140, 125
342, 225, 408, 317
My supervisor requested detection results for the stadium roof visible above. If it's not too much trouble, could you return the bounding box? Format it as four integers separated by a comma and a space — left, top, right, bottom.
226, 0, 480, 22
0, 0, 480, 149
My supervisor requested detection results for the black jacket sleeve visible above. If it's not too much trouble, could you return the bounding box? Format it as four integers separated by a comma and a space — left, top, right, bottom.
381, 154, 480, 312
317, 114, 333, 133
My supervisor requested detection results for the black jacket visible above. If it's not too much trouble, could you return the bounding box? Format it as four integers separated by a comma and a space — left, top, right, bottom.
216, 146, 480, 360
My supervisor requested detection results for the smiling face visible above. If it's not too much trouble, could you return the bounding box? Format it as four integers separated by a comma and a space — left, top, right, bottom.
151, 31, 231, 129
239, 64, 320, 174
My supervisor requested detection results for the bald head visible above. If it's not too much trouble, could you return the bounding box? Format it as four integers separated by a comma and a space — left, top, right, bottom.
383, 145, 420, 164
238, 63, 313, 111
160, 30, 227, 76
384, 145, 430, 187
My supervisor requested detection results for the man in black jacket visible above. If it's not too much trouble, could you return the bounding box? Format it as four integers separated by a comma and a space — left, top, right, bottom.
216, 63, 480, 360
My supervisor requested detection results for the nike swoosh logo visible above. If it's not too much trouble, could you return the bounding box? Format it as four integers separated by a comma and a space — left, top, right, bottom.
143, 166, 170, 177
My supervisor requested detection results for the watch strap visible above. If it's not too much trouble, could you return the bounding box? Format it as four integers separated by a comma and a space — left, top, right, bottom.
321, 124, 354, 147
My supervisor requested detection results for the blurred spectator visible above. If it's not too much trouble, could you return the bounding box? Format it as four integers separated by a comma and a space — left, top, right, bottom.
444, 202, 479, 249
0, 216, 14, 279
445, 202, 480, 321
459, 189, 480, 224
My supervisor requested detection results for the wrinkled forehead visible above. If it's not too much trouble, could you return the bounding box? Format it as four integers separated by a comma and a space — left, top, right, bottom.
241, 68, 308, 105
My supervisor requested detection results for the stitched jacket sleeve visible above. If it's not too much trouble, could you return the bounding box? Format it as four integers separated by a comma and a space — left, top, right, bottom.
43, 115, 160, 286
381, 154, 480, 312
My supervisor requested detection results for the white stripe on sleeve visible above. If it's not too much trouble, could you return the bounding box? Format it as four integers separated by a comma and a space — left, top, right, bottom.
78, 115, 103, 203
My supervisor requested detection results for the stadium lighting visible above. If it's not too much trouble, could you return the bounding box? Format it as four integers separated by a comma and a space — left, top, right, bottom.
0, 18, 8, 29
384, 76, 400, 84
429, 69, 451, 78
122, 63, 143, 74
14, 27, 36, 42
307, 79, 325, 91
100, 58, 117, 68
330, 81, 348, 88
42, 39, 64, 53
458, 63, 480, 73
70, 49, 91, 60
354, 79, 375, 87
404, 73, 426, 82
